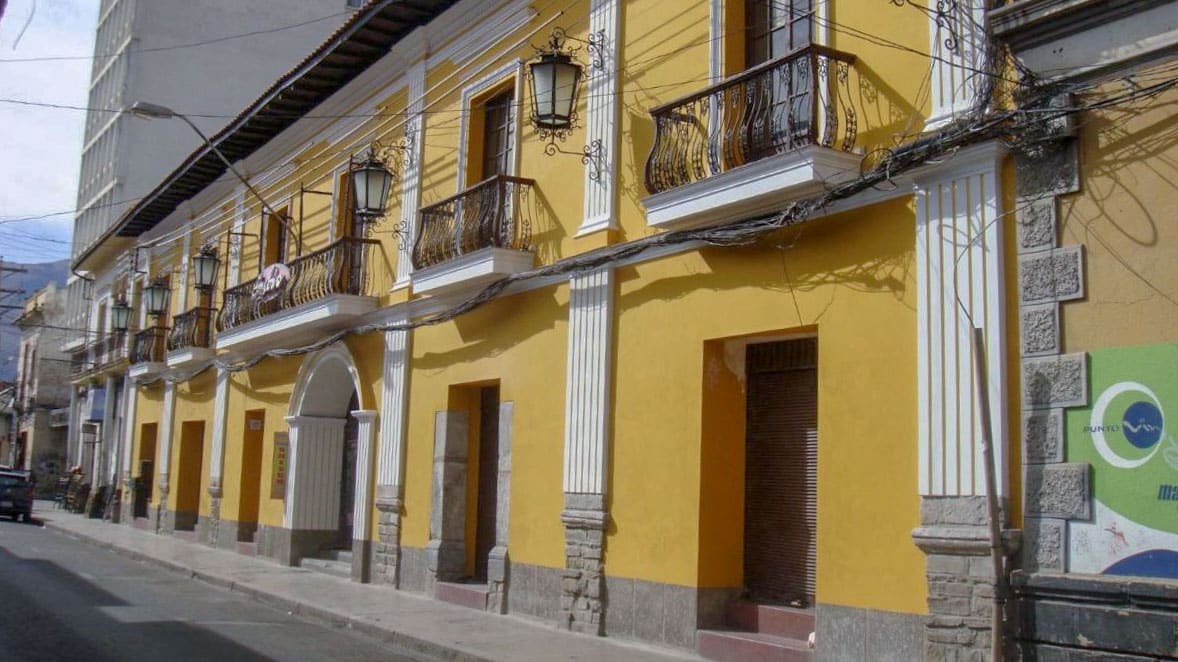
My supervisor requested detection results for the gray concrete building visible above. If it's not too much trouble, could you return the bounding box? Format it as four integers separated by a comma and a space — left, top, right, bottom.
65, 0, 353, 501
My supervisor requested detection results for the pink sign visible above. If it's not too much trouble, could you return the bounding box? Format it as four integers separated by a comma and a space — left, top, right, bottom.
254, 263, 290, 302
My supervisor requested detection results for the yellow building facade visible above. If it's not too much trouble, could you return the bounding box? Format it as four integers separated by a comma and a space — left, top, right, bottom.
76, 0, 1036, 658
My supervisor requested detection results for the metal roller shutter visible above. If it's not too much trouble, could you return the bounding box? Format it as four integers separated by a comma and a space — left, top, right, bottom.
744, 338, 818, 606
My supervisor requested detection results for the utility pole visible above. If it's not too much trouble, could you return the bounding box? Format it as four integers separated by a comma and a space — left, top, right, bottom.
0, 258, 28, 311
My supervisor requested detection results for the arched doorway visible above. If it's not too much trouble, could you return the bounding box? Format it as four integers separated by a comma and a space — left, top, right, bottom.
279, 344, 377, 580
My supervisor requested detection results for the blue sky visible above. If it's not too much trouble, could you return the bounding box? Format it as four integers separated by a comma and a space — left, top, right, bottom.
0, 0, 97, 264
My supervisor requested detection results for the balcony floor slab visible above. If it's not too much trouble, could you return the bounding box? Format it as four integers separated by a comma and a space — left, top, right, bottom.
411, 247, 535, 296
641, 145, 861, 231
166, 347, 216, 371
215, 294, 378, 357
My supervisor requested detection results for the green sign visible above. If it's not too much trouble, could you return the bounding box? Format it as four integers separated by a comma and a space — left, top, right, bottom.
1066, 343, 1178, 577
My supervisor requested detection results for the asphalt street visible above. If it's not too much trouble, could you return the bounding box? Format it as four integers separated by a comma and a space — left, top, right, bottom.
0, 517, 426, 662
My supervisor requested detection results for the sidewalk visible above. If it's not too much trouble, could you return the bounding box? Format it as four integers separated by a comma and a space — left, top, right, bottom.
34, 504, 697, 662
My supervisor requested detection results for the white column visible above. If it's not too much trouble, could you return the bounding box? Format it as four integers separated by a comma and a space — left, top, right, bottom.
351, 410, 377, 542
562, 267, 615, 496
283, 415, 346, 530
119, 378, 137, 479
67, 389, 81, 468
927, 0, 987, 127
100, 375, 118, 485
375, 328, 410, 502
578, 0, 621, 235
395, 60, 427, 286
207, 369, 230, 495
157, 382, 177, 494
915, 142, 1007, 496
176, 233, 191, 312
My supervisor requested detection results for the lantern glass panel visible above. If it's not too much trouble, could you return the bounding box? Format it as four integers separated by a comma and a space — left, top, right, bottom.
111, 301, 131, 331
145, 283, 169, 316
365, 166, 388, 215
531, 58, 556, 124
552, 59, 580, 123
193, 252, 220, 289
352, 167, 371, 214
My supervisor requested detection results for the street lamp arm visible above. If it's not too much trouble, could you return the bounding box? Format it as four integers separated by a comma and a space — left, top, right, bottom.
127, 101, 296, 250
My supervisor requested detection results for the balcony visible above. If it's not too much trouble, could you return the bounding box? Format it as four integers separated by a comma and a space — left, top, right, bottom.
71, 333, 128, 382
49, 408, 70, 428
166, 307, 216, 369
642, 45, 861, 230
216, 236, 380, 355
411, 175, 536, 295
128, 326, 168, 381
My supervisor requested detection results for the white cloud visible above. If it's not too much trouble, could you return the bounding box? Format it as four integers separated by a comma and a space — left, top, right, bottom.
0, 0, 97, 262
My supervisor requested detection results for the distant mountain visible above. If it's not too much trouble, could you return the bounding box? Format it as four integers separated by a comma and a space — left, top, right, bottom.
0, 258, 70, 381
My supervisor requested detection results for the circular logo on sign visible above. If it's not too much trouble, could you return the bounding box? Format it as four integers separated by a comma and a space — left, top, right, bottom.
1089, 382, 1165, 469
1123, 400, 1164, 449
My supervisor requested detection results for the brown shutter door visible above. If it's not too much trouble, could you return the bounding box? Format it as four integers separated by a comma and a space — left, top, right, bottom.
744, 338, 818, 606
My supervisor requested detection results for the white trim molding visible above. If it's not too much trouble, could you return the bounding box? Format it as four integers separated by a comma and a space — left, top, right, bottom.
207, 369, 230, 495
351, 409, 378, 542
915, 141, 1008, 496
562, 267, 614, 495
396, 60, 427, 287
375, 327, 411, 503
927, 0, 987, 128
455, 59, 525, 189
157, 381, 177, 494
578, 0, 622, 235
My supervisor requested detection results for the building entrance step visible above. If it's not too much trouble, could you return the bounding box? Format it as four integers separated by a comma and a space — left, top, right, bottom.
435, 581, 489, 611
298, 556, 351, 578
726, 601, 815, 641
697, 629, 813, 662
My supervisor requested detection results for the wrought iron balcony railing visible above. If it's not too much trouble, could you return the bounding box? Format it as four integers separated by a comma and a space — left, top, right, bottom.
72, 333, 128, 378
93, 333, 128, 369
218, 236, 379, 333
70, 347, 91, 378
644, 45, 857, 194
131, 327, 168, 364
167, 307, 216, 352
412, 175, 534, 270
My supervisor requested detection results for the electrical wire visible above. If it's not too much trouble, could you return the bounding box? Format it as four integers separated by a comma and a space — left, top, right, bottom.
0, 10, 351, 63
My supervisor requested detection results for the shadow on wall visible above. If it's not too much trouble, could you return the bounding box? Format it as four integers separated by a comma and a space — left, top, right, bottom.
413, 285, 567, 372
614, 208, 916, 323
1059, 95, 1178, 251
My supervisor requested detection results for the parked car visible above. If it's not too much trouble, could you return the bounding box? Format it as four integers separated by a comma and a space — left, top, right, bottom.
0, 470, 34, 522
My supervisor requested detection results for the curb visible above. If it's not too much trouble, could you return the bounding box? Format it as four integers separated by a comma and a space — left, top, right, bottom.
42, 520, 494, 662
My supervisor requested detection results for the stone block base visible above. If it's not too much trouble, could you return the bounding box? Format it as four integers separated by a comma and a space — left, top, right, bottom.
914, 496, 1021, 662
372, 503, 402, 586
255, 525, 338, 566
559, 508, 607, 635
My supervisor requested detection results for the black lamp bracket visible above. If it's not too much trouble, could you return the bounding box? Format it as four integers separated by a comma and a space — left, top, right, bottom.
536, 27, 605, 71
544, 138, 604, 181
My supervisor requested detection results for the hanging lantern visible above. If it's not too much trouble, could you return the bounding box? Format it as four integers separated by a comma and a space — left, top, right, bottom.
192, 245, 221, 290
144, 278, 170, 317
528, 30, 584, 136
111, 295, 132, 332
351, 147, 395, 220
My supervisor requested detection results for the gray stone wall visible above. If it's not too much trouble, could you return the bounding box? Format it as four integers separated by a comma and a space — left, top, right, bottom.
1014, 135, 1092, 575
398, 545, 429, 594
559, 501, 607, 635
372, 502, 402, 586
816, 604, 926, 662
507, 562, 563, 622
602, 578, 737, 650
913, 496, 1021, 661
